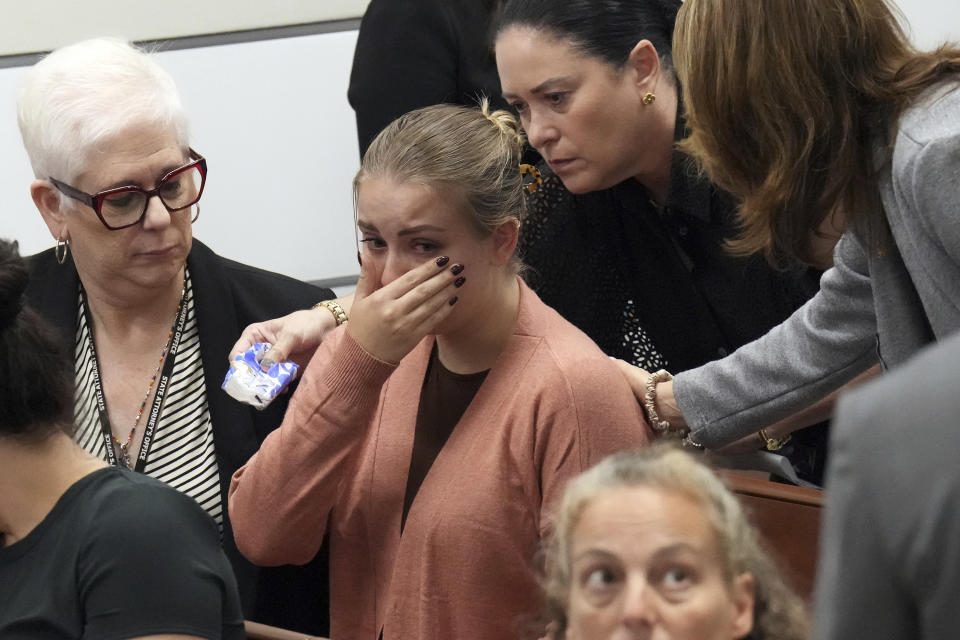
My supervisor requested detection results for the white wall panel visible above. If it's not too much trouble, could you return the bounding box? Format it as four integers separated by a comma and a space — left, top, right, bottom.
0, 1, 370, 55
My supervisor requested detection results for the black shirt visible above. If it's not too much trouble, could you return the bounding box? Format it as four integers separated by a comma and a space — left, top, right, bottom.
519, 147, 820, 374
0, 466, 245, 640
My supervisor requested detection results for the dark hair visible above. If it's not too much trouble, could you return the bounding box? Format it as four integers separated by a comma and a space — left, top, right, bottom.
0, 239, 74, 438
494, 0, 683, 71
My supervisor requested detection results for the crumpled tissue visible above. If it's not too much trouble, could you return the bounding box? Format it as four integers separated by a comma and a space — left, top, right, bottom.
222, 342, 298, 410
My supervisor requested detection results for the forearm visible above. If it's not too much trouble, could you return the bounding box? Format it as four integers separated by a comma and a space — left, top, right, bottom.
762, 364, 881, 438
229, 330, 394, 565
672, 233, 879, 446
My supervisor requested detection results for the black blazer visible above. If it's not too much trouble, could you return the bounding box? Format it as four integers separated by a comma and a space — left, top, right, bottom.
26, 239, 333, 635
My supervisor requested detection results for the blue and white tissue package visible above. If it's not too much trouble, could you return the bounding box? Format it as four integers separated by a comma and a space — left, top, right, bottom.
222, 342, 298, 410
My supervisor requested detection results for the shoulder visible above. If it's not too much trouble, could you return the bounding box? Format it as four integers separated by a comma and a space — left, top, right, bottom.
891, 82, 960, 176
86, 470, 219, 544
78, 471, 227, 588
188, 239, 331, 313
525, 165, 572, 217
516, 286, 645, 413
836, 332, 960, 455
513, 288, 651, 460
358, 0, 451, 33
520, 166, 611, 266
24, 247, 69, 301
525, 163, 613, 216
25, 247, 58, 274
896, 81, 960, 145
74, 469, 243, 638
829, 334, 960, 570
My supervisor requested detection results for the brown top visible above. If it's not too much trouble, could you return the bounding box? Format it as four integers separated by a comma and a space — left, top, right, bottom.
403, 346, 488, 531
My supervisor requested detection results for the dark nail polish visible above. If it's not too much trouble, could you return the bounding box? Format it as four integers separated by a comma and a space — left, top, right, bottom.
454, 276, 466, 288
450, 264, 464, 275
449, 296, 459, 306
436, 256, 450, 267
357, 251, 363, 266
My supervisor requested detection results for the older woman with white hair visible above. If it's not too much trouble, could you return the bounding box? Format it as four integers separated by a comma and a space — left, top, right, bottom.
19, 37, 333, 635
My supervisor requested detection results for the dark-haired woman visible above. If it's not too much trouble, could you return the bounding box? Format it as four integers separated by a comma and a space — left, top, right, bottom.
492, 0, 836, 481
0, 238, 245, 639
626, 0, 960, 454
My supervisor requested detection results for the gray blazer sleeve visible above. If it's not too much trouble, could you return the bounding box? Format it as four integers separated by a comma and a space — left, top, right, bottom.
672, 231, 879, 446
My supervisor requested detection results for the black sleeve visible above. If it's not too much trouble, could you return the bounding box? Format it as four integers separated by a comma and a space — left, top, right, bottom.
78, 483, 246, 640
348, 0, 460, 156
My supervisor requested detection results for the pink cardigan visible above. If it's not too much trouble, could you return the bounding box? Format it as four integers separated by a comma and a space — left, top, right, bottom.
229, 281, 651, 639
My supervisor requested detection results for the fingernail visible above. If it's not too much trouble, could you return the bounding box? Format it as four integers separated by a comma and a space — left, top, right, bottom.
357, 251, 363, 266
449, 296, 458, 305
261, 358, 276, 371
450, 264, 464, 275
436, 256, 450, 267
454, 276, 466, 288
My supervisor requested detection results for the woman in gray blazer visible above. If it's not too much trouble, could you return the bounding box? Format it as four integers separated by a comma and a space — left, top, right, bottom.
618, 0, 960, 452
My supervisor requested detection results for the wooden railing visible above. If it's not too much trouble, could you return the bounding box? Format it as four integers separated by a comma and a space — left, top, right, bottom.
721, 471, 824, 599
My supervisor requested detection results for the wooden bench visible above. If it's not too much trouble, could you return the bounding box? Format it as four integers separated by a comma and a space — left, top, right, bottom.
720, 471, 824, 599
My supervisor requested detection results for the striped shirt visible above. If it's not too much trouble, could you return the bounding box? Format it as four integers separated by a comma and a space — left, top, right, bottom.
73, 270, 223, 533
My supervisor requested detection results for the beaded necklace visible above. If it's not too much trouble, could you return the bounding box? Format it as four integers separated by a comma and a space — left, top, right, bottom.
111, 288, 184, 468
81, 278, 187, 470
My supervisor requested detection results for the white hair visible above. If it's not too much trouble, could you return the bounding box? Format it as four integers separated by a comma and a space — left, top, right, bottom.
17, 37, 189, 184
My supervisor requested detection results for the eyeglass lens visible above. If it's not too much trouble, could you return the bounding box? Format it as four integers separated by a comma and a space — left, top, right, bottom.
99, 165, 204, 226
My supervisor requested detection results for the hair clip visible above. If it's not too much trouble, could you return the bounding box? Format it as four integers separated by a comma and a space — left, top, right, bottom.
519, 163, 542, 195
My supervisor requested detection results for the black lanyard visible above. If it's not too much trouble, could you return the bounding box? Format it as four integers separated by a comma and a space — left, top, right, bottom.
80, 285, 188, 472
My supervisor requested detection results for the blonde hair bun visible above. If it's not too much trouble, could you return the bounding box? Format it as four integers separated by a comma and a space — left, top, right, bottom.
478, 96, 526, 152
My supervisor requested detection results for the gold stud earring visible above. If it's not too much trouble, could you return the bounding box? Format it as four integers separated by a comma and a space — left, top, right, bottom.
642, 92, 656, 106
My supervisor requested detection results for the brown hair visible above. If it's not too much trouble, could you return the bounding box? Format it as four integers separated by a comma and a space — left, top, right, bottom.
355, 99, 527, 265
674, 0, 960, 266
543, 446, 809, 640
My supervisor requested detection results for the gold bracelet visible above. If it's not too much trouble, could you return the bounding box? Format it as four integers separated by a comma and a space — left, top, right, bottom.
312, 299, 348, 326
758, 428, 791, 451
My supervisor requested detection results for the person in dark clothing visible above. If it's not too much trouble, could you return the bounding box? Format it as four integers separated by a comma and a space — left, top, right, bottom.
0, 237, 246, 640
493, 0, 832, 482
348, 0, 509, 157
